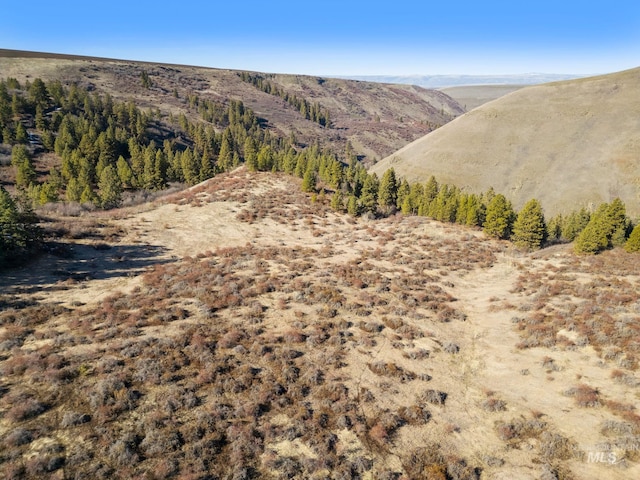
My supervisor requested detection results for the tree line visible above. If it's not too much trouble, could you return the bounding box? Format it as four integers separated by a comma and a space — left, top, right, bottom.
286, 157, 640, 254
1, 76, 638, 264
239, 72, 331, 127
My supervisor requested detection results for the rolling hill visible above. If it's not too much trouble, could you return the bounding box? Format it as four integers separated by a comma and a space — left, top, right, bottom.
371, 67, 640, 217
0, 49, 463, 164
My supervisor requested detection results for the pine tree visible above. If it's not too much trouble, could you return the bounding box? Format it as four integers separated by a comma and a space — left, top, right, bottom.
483, 194, 514, 239
331, 190, 344, 212
396, 179, 410, 210
574, 204, 612, 254
574, 200, 629, 254
116, 156, 133, 187
181, 148, 199, 185
80, 183, 98, 205
359, 173, 379, 215
98, 165, 123, 209
302, 167, 317, 193
65, 177, 82, 202
12, 145, 36, 188
624, 224, 640, 253
0, 186, 20, 262
606, 198, 629, 247
378, 168, 398, 213
511, 199, 547, 250
346, 195, 360, 216
561, 208, 590, 241
465, 194, 483, 227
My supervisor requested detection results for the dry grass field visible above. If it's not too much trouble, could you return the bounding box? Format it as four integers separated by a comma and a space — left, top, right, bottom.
1, 168, 639, 479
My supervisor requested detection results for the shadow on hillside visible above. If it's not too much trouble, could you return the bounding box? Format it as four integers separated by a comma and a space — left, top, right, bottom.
0, 241, 171, 295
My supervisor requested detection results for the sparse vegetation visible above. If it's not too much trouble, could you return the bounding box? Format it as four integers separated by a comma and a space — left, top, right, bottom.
1, 54, 640, 480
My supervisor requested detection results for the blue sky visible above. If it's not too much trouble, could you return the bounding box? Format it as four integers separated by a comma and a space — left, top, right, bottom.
2, 1, 638, 75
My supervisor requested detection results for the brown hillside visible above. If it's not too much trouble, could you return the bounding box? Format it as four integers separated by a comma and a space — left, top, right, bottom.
0, 49, 463, 163
1, 168, 639, 478
372, 67, 640, 217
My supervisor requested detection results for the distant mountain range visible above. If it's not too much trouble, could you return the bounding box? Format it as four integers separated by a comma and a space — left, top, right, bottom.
333, 73, 589, 88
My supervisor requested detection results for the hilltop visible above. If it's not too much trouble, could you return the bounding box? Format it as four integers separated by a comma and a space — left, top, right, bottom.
371, 67, 640, 217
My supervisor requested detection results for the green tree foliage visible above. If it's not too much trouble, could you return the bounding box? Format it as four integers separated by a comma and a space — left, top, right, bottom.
301, 167, 317, 193
359, 173, 379, 215
561, 208, 590, 241
624, 224, 640, 253
574, 199, 630, 254
98, 165, 123, 209
140, 70, 152, 89
11, 144, 36, 188
0, 186, 41, 267
511, 198, 547, 250
483, 194, 514, 240
378, 168, 398, 213
330, 190, 344, 212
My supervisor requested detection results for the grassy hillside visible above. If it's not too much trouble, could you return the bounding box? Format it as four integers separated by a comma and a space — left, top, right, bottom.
371, 67, 640, 218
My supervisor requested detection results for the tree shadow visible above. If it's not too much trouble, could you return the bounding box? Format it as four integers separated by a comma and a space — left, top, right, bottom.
0, 240, 172, 295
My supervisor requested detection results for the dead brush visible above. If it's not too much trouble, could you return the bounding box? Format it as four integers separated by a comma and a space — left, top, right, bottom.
563, 383, 601, 408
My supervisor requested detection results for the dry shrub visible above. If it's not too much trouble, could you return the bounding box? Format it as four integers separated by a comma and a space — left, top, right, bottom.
368, 361, 416, 382
420, 389, 447, 406
481, 397, 507, 412
564, 384, 601, 408
495, 417, 546, 443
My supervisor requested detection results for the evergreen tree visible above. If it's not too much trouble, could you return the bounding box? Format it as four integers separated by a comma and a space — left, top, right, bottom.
378, 168, 398, 214
511, 198, 547, 250
624, 224, 640, 253
574, 204, 612, 254
80, 183, 97, 205
346, 195, 360, 216
465, 194, 483, 227
359, 173, 379, 215
483, 194, 514, 239
330, 190, 344, 212
0, 186, 40, 266
12, 145, 36, 188
98, 165, 123, 209
244, 137, 258, 171
0, 186, 20, 263
561, 208, 590, 241
574, 200, 629, 254
116, 156, 134, 187
424, 175, 438, 204
15, 122, 28, 144
38, 181, 59, 205
65, 177, 82, 202
257, 145, 275, 171
181, 148, 199, 185
546, 214, 563, 242
606, 198, 629, 247
301, 167, 317, 193
396, 179, 410, 210
218, 129, 234, 171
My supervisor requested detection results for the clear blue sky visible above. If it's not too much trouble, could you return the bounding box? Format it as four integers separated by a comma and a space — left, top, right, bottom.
2, 1, 638, 76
